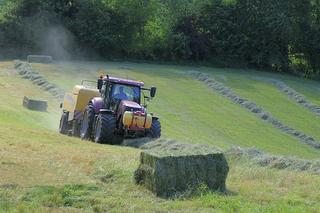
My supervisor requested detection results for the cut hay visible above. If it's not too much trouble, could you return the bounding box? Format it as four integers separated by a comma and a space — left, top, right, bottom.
14, 60, 64, 100
226, 147, 320, 174
186, 71, 320, 150
134, 139, 229, 198
253, 76, 320, 117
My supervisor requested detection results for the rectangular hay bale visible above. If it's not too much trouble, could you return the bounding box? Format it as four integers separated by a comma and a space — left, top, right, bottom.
27, 55, 53, 64
134, 144, 229, 198
23, 96, 48, 112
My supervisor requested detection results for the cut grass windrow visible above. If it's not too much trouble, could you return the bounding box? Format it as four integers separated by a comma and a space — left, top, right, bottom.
225, 147, 320, 174
252, 76, 320, 117
186, 71, 320, 150
14, 60, 64, 100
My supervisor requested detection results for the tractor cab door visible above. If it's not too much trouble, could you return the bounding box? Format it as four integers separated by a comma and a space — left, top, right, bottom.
101, 81, 120, 112
101, 81, 113, 110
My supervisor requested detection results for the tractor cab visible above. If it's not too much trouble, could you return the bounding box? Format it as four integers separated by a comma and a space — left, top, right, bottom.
97, 75, 156, 112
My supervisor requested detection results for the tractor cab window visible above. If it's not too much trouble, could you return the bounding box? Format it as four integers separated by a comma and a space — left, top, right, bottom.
100, 81, 107, 97
111, 84, 140, 103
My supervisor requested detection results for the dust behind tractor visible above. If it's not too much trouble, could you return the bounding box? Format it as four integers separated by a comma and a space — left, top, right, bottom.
59, 74, 161, 144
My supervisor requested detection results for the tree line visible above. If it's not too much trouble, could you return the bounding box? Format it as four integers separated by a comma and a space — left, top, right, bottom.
0, 0, 319, 77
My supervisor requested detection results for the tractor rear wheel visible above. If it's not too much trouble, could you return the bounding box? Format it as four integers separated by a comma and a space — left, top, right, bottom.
80, 104, 95, 140
59, 111, 69, 135
148, 119, 161, 138
94, 114, 120, 144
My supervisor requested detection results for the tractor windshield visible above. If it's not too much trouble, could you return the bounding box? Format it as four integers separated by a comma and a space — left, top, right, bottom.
111, 84, 140, 103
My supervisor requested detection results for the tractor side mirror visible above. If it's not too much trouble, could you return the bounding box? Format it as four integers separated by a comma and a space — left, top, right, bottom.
150, 86, 157, 98
97, 79, 103, 90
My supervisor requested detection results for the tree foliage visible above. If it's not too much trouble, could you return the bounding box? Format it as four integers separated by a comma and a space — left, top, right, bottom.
0, 0, 320, 77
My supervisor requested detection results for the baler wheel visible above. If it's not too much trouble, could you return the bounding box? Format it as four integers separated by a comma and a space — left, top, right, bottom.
59, 111, 69, 135
80, 104, 95, 140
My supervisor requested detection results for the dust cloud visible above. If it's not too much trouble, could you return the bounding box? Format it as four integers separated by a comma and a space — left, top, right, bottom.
40, 25, 77, 60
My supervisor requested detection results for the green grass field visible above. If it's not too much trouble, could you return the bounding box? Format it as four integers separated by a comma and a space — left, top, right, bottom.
31, 61, 320, 158
1, 61, 320, 212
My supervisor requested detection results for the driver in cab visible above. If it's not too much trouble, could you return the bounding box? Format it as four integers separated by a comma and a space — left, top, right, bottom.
113, 86, 128, 100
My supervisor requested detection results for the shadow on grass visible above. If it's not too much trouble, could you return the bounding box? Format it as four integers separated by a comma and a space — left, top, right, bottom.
121, 137, 155, 148
172, 184, 238, 201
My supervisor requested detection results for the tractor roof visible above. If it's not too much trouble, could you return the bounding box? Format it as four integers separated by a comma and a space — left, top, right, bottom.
103, 76, 144, 87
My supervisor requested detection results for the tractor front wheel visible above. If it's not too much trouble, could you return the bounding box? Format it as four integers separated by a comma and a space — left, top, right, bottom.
148, 119, 161, 138
80, 104, 95, 140
94, 114, 120, 144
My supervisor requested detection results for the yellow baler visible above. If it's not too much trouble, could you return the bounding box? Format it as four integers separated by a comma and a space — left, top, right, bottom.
62, 85, 100, 121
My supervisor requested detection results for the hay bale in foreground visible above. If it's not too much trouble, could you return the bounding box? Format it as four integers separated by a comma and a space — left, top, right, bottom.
23, 96, 47, 112
134, 140, 229, 198
27, 55, 52, 64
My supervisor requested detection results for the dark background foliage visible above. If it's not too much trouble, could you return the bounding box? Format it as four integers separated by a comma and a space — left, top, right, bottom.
0, 0, 319, 77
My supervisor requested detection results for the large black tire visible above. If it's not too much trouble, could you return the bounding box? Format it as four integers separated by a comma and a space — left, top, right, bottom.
59, 111, 69, 135
80, 104, 95, 140
94, 114, 121, 144
148, 119, 161, 138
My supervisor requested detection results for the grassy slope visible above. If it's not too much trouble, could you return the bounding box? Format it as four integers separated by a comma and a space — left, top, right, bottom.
31, 62, 320, 159
201, 68, 320, 144
227, 78, 320, 140
0, 61, 320, 212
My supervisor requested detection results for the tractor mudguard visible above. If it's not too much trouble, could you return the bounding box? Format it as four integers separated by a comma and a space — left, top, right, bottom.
91, 97, 103, 114
152, 116, 159, 121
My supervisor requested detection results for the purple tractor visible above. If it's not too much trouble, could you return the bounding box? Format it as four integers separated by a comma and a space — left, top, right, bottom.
59, 75, 161, 144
